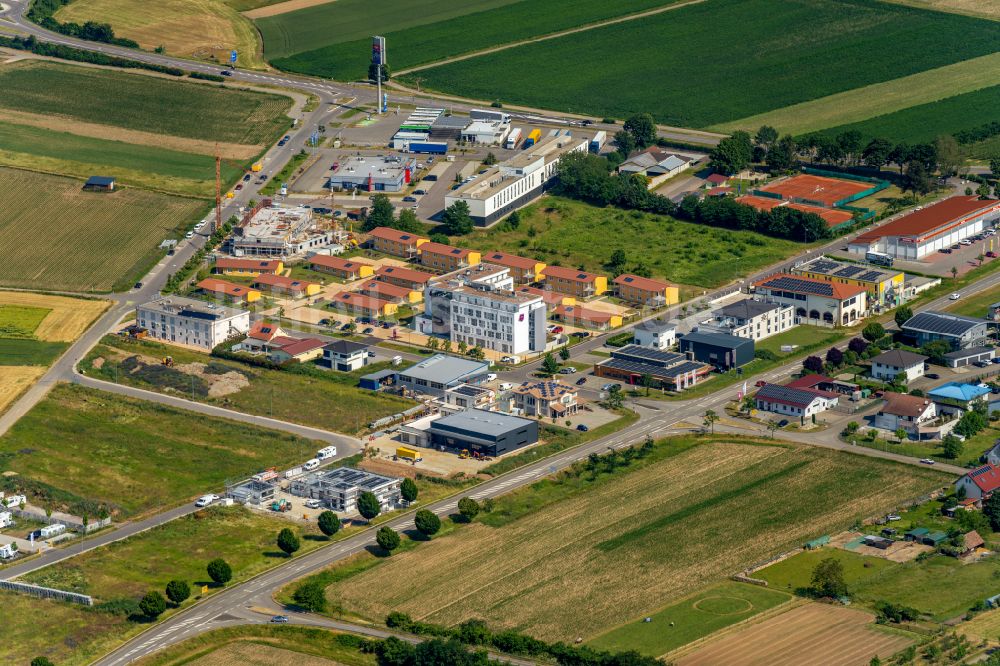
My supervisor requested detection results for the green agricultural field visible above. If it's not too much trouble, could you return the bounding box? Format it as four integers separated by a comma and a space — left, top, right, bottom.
812, 84, 1000, 154
0, 121, 240, 196
79, 334, 414, 435
0, 168, 205, 292
0, 339, 69, 366
757, 548, 896, 595
588, 582, 792, 657
0, 60, 291, 146
404, 0, 1000, 128
267, 0, 680, 81
0, 305, 50, 338
318, 436, 945, 642
457, 196, 805, 288
0, 383, 326, 517
257, 0, 519, 60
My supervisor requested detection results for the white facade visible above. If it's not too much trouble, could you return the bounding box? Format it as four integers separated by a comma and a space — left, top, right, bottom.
872, 359, 925, 383
461, 120, 510, 145
712, 301, 795, 342
137, 297, 250, 350
873, 403, 936, 436
756, 395, 837, 418
633, 323, 676, 350
417, 265, 547, 355
0, 511, 11, 529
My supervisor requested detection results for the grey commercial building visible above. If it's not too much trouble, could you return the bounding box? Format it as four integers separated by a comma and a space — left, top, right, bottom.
426, 409, 537, 457
679, 330, 755, 370
289, 467, 401, 514
901, 311, 990, 350
327, 155, 417, 192
397, 354, 491, 397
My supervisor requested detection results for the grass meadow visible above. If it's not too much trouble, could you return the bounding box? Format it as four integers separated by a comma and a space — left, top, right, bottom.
456, 196, 805, 289
0, 383, 326, 517
79, 335, 414, 434
0, 304, 50, 338
318, 436, 946, 642
0, 168, 205, 292
0, 60, 291, 146
403, 0, 1000, 128
266, 0, 680, 81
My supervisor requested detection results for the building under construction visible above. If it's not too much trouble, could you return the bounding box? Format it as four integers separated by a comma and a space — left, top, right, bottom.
231, 203, 335, 257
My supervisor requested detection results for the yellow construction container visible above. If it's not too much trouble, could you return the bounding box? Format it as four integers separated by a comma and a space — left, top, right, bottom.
396, 446, 419, 461
251, 162, 263, 172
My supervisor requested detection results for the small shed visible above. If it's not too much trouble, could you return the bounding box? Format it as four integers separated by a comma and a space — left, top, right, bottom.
359, 369, 396, 391
924, 531, 948, 547
804, 535, 830, 550
862, 535, 893, 550
83, 176, 116, 192
904, 527, 929, 542
962, 530, 985, 556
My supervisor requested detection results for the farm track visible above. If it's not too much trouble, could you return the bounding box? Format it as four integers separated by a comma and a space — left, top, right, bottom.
395, 0, 707, 76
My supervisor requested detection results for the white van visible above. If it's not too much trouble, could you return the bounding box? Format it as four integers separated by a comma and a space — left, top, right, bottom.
486, 373, 498, 382
303, 458, 321, 471
317, 446, 337, 460
499, 382, 514, 391
391, 355, 403, 366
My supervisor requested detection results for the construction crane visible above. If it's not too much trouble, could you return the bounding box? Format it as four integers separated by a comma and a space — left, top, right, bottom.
213, 144, 254, 235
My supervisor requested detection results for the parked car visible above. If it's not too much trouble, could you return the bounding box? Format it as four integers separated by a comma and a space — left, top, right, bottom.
220, 70, 233, 76
939, 248, 952, 254
303, 458, 321, 471
920, 458, 936, 465
989, 251, 998, 258
886, 514, 902, 521
270, 615, 289, 623
499, 382, 514, 391
949, 292, 961, 300
303, 499, 321, 509
575, 377, 587, 385
414, 189, 427, 195
362, 327, 374, 334
571, 331, 590, 338
242, 174, 251, 182
402, 196, 417, 202
486, 373, 498, 382
576, 424, 589, 432
235, 183, 243, 191
195, 494, 218, 507
974, 360, 991, 368
559, 367, 577, 374
991, 358, 1000, 364
550, 326, 564, 335
601, 383, 621, 392
755, 380, 767, 387
133, 282, 143, 290
926, 373, 940, 379
777, 419, 790, 428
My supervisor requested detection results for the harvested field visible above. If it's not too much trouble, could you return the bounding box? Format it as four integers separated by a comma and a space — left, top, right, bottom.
0, 292, 109, 341
187, 642, 338, 666
56, 0, 266, 69
0, 168, 204, 292
323, 438, 945, 641
0, 366, 46, 414
959, 607, 1000, 642
674, 603, 914, 665
885, 0, 1000, 21
243, 0, 337, 18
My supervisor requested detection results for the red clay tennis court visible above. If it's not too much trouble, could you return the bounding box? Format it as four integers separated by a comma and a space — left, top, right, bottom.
737, 195, 854, 228
757, 174, 875, 207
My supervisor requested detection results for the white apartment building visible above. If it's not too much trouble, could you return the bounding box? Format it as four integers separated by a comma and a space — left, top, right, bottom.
444, 135, 589, 227
709, 299, 795, 342
136, 296, 250, 350
633, 319, 676, 350
416, 263, 547, 355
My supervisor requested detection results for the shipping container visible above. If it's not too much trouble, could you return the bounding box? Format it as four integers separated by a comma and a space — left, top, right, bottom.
589, 131, 607, 153
409, 141, 448, 155
505, 127, 522, 150
396, 446, 419, 461
524, 129, 542, 147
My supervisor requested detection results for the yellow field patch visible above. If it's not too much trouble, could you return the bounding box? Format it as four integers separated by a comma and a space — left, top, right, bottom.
55, 0, 265, 69
187, 641, 342, 666
713, 51, 1000, 135
884, 0, 1000, 21
0, 108, 261, 160
0, 366, 46, 414
0, 291, 109, 341
242, 0, 337, 19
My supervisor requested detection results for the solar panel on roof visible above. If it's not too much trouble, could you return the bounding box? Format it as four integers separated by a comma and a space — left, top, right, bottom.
904, 311, 983, 336
601, 358, 699, 378
577, 273, 588, 279
613, 345, 684, 366
810, 261, 839, 272
833, 266, 864, 277
762, 276, 834, 297
623, 276, 634, 283
858, 271, 884, 281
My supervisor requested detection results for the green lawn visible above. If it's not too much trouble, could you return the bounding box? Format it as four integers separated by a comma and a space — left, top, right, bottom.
588, 581, 792, 657
853, 424, 1000, 466
266, 0, 679, 80
756, 325, 846, 357
0, 383, 326, 517
0, 60, 291, 146
0, 304, 50, 338
757, 548, 897, 595
402, 0, 1000, 128
811, 84, 1000, 157
79, 335, 414, 435
946, 284, 999, 318
456, 196, 806, 289
0, 339, 69, 366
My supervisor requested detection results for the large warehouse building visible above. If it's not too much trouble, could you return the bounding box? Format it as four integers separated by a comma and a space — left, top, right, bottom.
849, 195, 1000, 260
444, 134, 589, 227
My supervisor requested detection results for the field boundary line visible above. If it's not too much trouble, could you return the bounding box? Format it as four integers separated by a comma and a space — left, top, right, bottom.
395, 0, 708, 76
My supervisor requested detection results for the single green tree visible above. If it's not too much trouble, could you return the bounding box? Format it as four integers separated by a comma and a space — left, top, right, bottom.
641, 373, 653, 396
755, 125, 778, 147
951, 266, 959, 279
894, 304, 913, 329
293, 580, 327, 612
703, 409, 719, 435
941, 434, 962, 460
604, 384, 625, 410
559, 345, 570, 361
400, 477, 418, 503
376, 526, 400, 553
623, 113, 657, 148
31, 658, 55, 666
457, 497, 480, 522
709, 130, 753, 175
541, 352, 560, 376
277, 528, 300, 557
869, 656, 881, 666
810, 557, 848, 598
357, 490, 381, 522
364, 193, 395, 231
894, 427, 907, 444
206, 558, 232, 586
165, 579, 190, 606
613, 129, 636, 157
862, 322, 885, 343
317, 510, 340, 539
139, 590, 167, 619
414, 509, 441, 537
482, 152, 498, 166
441, 200, 474, 235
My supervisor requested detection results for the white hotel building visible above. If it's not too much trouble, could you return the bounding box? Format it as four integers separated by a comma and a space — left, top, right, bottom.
136, 296, 250, 350
444, 134, 589, 227
416, 263, 547, 355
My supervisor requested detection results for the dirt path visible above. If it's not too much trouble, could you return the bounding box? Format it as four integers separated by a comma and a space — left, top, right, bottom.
396, 0, 707, 76
243, 0, 336, 19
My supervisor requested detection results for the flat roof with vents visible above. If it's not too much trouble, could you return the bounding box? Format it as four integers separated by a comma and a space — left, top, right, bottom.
431, 408, 533, 437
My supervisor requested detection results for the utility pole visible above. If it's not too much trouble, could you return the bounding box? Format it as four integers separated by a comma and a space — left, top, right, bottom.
214, 144, 222, 236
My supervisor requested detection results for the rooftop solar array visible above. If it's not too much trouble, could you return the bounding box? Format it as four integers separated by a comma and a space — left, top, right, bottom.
833, 265, 864, 278
858, 271, 884, 281
808, 260, 840, 272
902, 311, 984, 336
760, 276, 834, 297
613, 344, 685, 366
755, 383, 824, 406
600, 357, 706, 378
